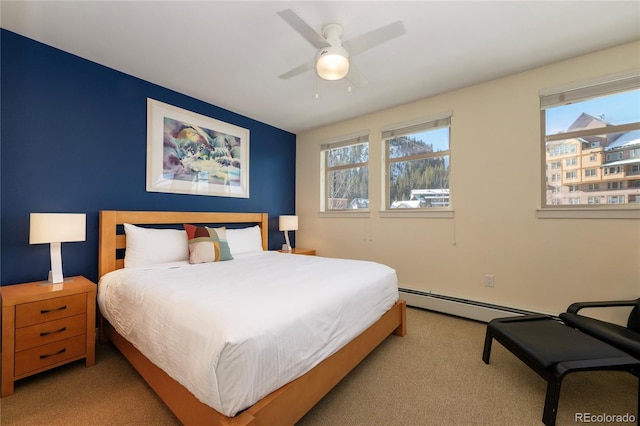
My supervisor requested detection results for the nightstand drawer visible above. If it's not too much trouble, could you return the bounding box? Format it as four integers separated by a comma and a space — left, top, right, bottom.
15, 334, 86, 376
15, 294, 86, 328
15, 314, 87, 351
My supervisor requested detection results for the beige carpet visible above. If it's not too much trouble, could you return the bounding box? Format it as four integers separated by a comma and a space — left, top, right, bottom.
0, 308, 636, 425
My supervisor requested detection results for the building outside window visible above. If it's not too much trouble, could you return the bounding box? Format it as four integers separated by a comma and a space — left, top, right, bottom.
321, 134, 369, 211
542, 74, 640, 206
382, 114, 451, 209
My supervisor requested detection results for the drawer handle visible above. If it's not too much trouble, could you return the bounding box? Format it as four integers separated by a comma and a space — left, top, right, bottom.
40, 327, 67, 337
39, 348, 66, 359
40, 305, 67, 314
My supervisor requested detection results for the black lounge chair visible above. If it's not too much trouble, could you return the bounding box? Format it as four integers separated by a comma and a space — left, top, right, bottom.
559, 298, 640, 358
483, 300, 640, 426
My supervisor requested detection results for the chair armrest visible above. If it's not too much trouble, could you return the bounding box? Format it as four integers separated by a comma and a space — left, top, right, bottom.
566, 299, 639, 314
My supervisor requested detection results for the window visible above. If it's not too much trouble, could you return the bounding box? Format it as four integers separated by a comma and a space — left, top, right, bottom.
606, 151, 623, 162
548, 143, 577, 157
321, 134, 369, 211
604, 166, 622, 175
382, 114, 451, 209
608, 195, 625, 204
588, 197, 600, 204
541, 72, 640, 210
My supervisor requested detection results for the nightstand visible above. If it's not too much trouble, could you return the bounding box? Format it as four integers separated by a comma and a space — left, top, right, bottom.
277, 248, 316, 255
1, 276, 96, 397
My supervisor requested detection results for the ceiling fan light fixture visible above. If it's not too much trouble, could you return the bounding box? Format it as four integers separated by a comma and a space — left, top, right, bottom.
278, 12, 405, 87
316, 50, 350, 80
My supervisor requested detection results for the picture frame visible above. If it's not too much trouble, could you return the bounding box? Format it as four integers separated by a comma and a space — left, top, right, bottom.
146, 98, 250, 198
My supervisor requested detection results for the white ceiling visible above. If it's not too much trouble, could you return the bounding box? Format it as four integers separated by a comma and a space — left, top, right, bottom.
2, 1, 639, 133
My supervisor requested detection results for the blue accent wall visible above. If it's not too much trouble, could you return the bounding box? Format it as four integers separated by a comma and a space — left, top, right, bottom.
0, 30, 297, 285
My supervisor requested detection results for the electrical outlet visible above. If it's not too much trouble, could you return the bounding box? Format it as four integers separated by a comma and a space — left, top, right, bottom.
485, 275, 495, 287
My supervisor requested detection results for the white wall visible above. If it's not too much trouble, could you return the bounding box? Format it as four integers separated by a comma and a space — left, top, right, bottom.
295, 41, 640, 318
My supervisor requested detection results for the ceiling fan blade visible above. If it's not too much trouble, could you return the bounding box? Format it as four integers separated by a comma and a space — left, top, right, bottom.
278, 9, 331, 50
346, 63, 369, 88
343, 21, 405, 56
278, 60, 315, 80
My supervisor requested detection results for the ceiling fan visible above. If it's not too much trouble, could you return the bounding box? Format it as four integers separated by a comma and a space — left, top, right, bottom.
277, 9, 405, 87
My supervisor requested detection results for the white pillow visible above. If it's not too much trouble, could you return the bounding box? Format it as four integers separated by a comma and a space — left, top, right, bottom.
124, 223, 189, 268
225, 225, 264, 256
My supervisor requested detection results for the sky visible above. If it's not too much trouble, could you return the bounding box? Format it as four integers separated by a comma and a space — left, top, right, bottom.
545, 89, 640, 135
411, 127, 449, 152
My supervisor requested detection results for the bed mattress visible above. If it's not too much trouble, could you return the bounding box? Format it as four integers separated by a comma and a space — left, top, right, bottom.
98, 251, 398, 416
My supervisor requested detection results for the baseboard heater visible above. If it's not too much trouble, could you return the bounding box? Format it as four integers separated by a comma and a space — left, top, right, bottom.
399, 288, 541, 323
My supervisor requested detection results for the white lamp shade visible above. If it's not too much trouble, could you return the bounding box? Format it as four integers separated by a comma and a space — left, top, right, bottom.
279, 215, 298, 231
29, 213, 86, 244
316, 53, 350, 80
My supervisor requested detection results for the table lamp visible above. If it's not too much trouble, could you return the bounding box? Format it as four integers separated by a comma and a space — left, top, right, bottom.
279, 215, 298, 252
29, 213, 86, 284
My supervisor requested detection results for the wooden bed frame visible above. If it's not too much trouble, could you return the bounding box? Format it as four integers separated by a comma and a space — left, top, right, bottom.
98, 210, 407, 426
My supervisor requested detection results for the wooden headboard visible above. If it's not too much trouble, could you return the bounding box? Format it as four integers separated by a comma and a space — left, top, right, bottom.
98, 210, 269, 278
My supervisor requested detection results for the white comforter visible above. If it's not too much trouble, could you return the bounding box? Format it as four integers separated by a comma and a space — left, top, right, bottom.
98, 251, 398, 416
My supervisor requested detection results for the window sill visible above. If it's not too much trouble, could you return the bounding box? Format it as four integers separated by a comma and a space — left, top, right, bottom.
536, 207, 640, 219
318, 211, 371, 218
379, 209, 454, 219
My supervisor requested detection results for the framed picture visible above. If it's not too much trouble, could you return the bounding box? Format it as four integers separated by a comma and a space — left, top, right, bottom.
146, 98, 250, 198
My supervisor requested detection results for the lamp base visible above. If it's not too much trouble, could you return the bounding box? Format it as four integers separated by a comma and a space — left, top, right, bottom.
37, 272, 75, 287
283, 231, 293, 252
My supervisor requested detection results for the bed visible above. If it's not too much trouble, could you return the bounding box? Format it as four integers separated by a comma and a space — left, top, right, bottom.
97, 210, 406, 425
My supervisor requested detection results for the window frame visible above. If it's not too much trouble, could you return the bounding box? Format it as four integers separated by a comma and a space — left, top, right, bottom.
379, 113, 453, 218
538, 71, 640, 219
319, 132, 370, 214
